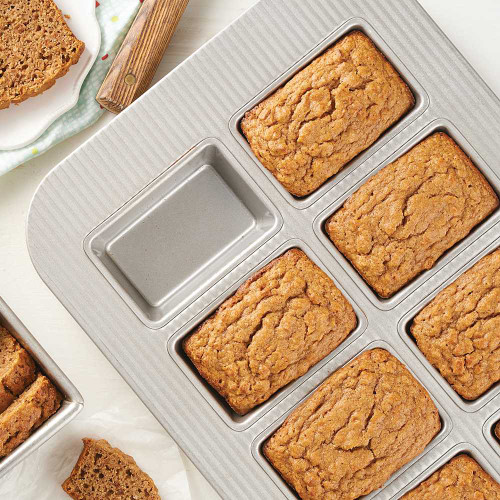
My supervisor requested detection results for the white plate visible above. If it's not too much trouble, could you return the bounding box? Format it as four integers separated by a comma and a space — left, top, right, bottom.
0, 0, 101, 151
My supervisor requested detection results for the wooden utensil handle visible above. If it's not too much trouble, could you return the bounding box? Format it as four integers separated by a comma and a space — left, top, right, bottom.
96, 0, 189, 114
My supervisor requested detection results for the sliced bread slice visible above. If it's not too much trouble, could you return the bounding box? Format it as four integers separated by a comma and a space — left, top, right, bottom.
62, 438, 161, 500
0, 373, 62, 457
0, 0, 85, 109
0, 326, 37, 413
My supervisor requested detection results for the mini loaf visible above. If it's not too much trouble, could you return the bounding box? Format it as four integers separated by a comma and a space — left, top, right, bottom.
184, 248, 356, 415
0, 0, 85, 109
401, 454, 500, 499
411, 248, 500, 399
496, 422, 500, 440
241, 31, 414, 197
0, 326, 37, 413
326, 133, 499, 298
264, 348, 441, 500
0, 373, 62, 457
62, 438, 161, 500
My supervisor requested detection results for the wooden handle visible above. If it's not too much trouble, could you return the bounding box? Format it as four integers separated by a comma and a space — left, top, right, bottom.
96, 0, 189, 114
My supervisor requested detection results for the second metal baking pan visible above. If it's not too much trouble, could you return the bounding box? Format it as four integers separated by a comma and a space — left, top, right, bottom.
0, 298, 83, 478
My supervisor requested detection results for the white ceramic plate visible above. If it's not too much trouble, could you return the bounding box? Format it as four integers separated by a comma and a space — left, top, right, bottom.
0, 0, 101, 150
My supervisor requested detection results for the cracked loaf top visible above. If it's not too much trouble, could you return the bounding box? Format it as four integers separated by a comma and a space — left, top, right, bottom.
401, 454, 500, 499
326, 133, 499, 298
264, 348, 441, 500
240, 31, 414, 197
411, 248, 500, 399
183, 249, 356, 415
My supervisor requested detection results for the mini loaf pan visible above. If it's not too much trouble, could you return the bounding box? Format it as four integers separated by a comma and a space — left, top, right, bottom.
313, 119, 500, 312
0, 298, 83, 478
251, 339, 454, 500
394, 443, 500, 499
398, 233, 500, 414
167, 238, 368, 432
26, 0, 500, 498
229, 16, 430, 210
84, 138, 283, 329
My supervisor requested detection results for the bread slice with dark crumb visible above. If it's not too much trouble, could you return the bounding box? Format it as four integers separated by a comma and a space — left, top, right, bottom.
0, 326, 37, 413
0, 373, 62, 457
0, 0, 85, 109
62, 438, 161, 500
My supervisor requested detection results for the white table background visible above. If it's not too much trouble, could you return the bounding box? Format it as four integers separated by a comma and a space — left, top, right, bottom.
0, 1, 499, 498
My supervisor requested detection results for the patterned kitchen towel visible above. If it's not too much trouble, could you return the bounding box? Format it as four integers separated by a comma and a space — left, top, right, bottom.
0, 0, 141, 176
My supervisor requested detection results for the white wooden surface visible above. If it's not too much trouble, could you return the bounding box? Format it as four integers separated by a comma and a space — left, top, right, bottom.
0, 1, 499, 498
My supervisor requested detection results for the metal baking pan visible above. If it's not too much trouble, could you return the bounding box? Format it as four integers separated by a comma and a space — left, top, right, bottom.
0, 298, 83, 478
26, 0, 500, 498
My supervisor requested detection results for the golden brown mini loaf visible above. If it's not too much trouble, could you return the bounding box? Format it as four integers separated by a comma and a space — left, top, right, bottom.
412, 248, 500, 399
0, 0, 85, 109
62, 438, 161, 500
264, 348, 441, 500
241, 31, 414, 197
184, 249, 356, 415
401, 454, 500, 499
0, 326, 37, 413
0, 373, 62, 457
326, 133, 498, 298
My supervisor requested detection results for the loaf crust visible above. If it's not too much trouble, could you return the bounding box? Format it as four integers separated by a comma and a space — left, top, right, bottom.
264, 348, 441, 500
326, 133, 499, 298
411, 248, 500, 399
0, 326, 37, 413
241, 31, 414, 197
0, 0, 85, 109
184, 249, 356, 415
401, 454, 500, 499
0, 373, 62, 457
62, 438, 160, 500
496, 422, 500, 440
